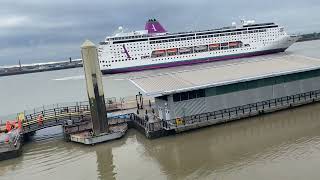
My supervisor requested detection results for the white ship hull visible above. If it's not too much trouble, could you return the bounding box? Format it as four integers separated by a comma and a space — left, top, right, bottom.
98, 20, 299, 73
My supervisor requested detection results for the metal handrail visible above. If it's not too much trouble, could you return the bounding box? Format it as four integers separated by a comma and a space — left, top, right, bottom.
20, 104, 92, 133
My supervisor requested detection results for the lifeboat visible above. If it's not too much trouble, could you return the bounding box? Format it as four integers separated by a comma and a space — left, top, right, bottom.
229, 42, 238, 47
153, 50, 166, 55
194, 45, 208, 51
179, 47, 192, 53
167, 48, 178, 53
209, 44, 220, 48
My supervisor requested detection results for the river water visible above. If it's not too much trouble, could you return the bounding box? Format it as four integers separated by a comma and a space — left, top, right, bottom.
1, 40, 320, 180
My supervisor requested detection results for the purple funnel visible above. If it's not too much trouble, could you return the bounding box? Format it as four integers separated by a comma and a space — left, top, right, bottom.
145, 19, 167, 34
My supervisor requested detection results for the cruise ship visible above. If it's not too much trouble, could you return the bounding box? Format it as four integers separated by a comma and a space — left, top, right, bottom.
98, 19, 299, 74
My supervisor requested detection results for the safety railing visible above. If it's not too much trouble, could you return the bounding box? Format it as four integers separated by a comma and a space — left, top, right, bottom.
21, 103, 92, 133
129, 113, 148, 128
0, 95, 156, 126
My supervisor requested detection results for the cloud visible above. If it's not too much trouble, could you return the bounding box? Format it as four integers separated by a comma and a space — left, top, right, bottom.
0, 16, 30, 28
0, 0, 319, 65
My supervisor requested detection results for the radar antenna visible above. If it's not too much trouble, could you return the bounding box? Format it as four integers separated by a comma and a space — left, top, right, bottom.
112, 26, 128, 36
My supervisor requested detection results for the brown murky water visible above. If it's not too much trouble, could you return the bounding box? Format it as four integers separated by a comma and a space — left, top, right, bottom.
1, 40, 320, 179
1, 103, 320, 180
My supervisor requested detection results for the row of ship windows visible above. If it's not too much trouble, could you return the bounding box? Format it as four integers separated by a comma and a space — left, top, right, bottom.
151, 47, 257, 61
111, 54, 147, 58
149, 29, 272, 44
108, 38, 275, 59
110, 41, 272, 59
110, 36, 275, 53
100, 57, 138, 64
249, 39, 276, 43
101, 47, 258, 67
106, 31, 284, 50
150, 38, 276, 48
107, 35, 148, 41
107, 35, 278, 59
107, 25, 280, 42
107, 25, 278, 42
100, 48, 256, 67
113, 49, 149, 53
109, 39, 272, 58
108, 34, 280, 51
108, 30, 279, 48
149, 33, 281, 45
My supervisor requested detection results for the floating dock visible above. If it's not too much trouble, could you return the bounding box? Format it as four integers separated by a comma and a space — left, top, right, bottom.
0, 129, 22, 161
130, 54, 320, 133
2, 54, 320, 160
70, 123, 128, 145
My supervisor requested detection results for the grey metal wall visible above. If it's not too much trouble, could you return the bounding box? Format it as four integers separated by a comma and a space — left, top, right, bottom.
162, 76, 320, 119
171, 98, 206, 119
154, 97, 167, 120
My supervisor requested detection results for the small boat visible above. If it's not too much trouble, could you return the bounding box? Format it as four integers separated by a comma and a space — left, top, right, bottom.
153, 50, 166, 55
194, 45, 208, 51
179, 47, 192, 53
209, 43, 220, 48
229, 42, 238, 47
167, 48, 178, 53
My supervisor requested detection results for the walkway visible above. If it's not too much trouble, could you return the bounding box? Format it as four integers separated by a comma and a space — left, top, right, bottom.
22, 104, 91, 134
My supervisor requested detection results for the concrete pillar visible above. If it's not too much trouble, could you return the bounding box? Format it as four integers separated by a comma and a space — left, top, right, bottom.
81, 40, 108, 135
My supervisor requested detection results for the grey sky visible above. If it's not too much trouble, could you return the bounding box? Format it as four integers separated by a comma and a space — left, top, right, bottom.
1, 0, 319, 65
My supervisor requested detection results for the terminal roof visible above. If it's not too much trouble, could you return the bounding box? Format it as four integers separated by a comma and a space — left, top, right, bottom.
129, 55, 320, 97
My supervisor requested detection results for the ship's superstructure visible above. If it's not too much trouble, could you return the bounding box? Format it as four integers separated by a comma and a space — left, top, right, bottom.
98, 19, 299, 73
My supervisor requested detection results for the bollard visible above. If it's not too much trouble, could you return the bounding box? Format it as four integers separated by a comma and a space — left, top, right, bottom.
81, 40, 108, 135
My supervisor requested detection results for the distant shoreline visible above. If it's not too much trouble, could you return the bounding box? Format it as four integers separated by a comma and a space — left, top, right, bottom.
0, 60, 83, 77
297, 33, 320, 42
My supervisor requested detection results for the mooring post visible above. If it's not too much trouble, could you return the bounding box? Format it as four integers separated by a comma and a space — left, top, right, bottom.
81, 40, 108, 135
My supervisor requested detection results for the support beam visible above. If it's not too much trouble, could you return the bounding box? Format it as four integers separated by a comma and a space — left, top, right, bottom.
81, 40, 108, 135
